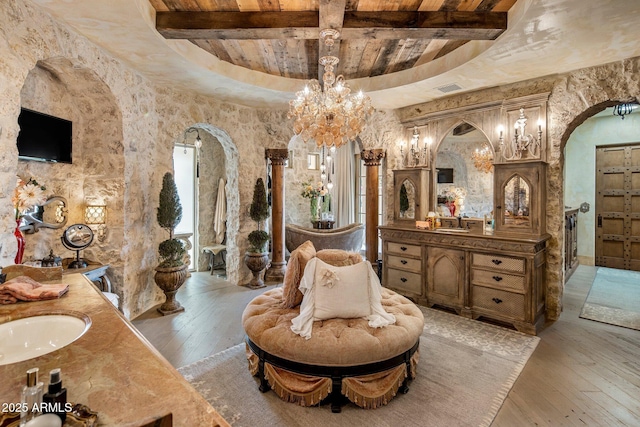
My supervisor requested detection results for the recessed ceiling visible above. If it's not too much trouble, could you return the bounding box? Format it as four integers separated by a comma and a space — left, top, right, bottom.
29, 0, 640, 110
151, 0, 514, 81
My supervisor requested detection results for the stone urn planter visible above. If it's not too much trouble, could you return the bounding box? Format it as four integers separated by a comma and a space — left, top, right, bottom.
244, 252, 270, 289
154, 264, 188, 315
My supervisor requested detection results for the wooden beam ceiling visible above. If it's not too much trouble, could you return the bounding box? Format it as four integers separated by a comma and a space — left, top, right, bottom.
156, 10, 507, 41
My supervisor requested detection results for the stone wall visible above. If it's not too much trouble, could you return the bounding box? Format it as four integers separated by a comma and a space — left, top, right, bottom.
0, 0, 290, 318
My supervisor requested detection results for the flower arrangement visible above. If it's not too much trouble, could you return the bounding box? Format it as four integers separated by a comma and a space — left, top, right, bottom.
300, 181, 327, 199
441, 186, 467, 203
12, 177, 48, 220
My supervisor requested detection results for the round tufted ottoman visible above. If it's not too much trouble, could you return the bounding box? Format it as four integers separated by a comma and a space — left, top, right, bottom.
242, 287, 424, 412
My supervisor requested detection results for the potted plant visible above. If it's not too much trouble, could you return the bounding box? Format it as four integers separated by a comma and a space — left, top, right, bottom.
154, 172, 188, 315
244, 177, 270, 289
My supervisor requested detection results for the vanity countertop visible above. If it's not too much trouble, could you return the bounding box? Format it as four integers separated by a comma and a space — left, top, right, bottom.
0, 274, 229, 427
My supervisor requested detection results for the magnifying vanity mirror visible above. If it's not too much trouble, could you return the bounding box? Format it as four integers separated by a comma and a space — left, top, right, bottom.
20, 196, 68, 234
434, 123, 494, 219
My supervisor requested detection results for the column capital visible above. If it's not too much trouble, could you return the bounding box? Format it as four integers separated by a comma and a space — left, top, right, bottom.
265, 148, 289, 166
361, 149, 386, 166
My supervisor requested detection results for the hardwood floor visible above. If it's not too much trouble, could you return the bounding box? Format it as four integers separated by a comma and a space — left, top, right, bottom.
132, 266, 640, 426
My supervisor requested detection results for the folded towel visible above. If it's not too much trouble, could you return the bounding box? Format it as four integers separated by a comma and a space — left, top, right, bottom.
0, 276, 69, 305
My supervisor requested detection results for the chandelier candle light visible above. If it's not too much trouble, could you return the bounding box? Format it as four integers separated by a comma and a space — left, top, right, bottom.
499, 108, 542, 161
288, 29, 374, 149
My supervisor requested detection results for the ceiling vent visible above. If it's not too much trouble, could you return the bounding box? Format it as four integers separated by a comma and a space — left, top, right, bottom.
436, 83, 463, 93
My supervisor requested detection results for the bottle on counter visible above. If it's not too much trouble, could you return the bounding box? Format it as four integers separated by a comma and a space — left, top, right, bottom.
43, 368, 67, 423
20, 368, 43, 426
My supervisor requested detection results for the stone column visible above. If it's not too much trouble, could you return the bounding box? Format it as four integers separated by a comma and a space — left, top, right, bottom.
265, 149, 288, 282
362, 149, 386, 264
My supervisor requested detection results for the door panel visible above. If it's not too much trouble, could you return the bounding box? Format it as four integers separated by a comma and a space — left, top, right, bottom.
596, 143, 640, 271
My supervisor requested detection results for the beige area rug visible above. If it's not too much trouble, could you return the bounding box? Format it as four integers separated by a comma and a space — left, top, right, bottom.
580, 267, 640, 331
178, 307, 539, 427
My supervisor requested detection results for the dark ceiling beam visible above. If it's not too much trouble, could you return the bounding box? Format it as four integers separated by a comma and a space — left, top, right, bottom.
157, 10, 507, 41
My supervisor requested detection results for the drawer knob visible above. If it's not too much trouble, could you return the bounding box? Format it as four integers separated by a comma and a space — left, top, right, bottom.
400, 246, 407, 251
491, 259, 503, 265
492, 297, 503, 304
401, 260, 408, 265
400, 277, 407, 283
492, 276, 503, 282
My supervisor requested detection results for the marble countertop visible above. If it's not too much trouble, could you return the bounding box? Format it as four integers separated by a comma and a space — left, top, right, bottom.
0, 274, 229, 426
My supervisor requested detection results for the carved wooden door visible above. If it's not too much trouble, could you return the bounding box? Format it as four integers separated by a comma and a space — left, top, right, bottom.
595, 143, 640, 271
426, 247, 465, 310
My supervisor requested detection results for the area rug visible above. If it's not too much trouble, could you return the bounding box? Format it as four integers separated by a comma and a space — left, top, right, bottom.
580, 267, 640, 331
178, 307, 539, 427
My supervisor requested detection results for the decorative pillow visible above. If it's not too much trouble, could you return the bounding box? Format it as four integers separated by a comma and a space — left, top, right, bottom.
281, 240, 316, 308
316, 249, 363, 267
313, 259, 371, 321
290, 258, 396, 339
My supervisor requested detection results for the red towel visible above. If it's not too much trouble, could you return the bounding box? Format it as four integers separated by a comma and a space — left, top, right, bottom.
0, 276, 69, 304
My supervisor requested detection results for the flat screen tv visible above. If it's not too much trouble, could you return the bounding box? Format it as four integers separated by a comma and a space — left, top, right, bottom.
17, 108, 72, 163
437, 168, 454, 184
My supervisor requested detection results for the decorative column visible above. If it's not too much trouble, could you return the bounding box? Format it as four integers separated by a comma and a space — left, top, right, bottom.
362, 149, 386, 264
265, 149, 288, 282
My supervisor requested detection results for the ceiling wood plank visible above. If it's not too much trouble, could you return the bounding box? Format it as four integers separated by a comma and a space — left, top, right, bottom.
457, 0, 484, 11
236, 0, 262, 11
492, 0, 516, 12
476, 0, 502, 11
357, 39, 383, 77
149, 1, 170, 12
237, 39, 268, 73
370, 39, 400, 76
441, 0, 462, 10
339, 38, 368, 78
413, 38, 448, 66
433, 39, 468, 59
418, 0, 445, 11
257, 39, 282, 75
270, 39, 290, 77
257, 0, 282, 11
304, 39, 319, 79
157, 10, 506, 40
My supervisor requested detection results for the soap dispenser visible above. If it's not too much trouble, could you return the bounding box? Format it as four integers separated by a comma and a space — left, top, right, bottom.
43, 368, 67, 423
20, 368, 44, 426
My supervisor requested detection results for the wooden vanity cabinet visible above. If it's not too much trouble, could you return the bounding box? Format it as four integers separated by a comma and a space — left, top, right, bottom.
380, 226, 549, 335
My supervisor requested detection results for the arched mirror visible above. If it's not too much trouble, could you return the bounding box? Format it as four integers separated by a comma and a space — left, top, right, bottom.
503, 175, 531, 227
434, 123, 494, 219
399, 179, 416, 219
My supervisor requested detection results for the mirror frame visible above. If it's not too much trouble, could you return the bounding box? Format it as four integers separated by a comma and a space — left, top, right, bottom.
20, 196, 68, 234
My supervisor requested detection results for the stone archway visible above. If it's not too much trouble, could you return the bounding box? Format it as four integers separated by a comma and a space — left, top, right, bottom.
544, 58, 640, 320
183, 123, 240, 284
16, 56, 125, 297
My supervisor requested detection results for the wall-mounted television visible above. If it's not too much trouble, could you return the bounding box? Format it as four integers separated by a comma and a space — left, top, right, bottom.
17, 108, 72, 163
437, 168, 454, 184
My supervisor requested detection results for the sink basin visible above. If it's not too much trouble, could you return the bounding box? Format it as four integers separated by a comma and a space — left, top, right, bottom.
0, 313, 91, 366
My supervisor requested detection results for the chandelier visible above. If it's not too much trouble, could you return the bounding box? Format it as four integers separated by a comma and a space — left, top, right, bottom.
471, 144, 493, 173
288, 29, 373, 149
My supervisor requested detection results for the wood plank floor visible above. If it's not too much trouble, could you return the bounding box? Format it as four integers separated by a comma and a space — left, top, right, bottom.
132, 266, 640, 426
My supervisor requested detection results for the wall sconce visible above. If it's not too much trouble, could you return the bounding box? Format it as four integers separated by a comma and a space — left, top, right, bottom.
612, 103, 637, 120
402, 126, 431, 168
185, 127, 203, 177
85, 205, 107, 242
499, 108, 542, 161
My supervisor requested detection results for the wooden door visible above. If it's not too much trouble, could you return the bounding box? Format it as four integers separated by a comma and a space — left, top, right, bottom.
595, 144, 640, 270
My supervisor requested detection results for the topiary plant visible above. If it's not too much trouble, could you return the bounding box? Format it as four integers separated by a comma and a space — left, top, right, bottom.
247, 178, 270, 252
157, 172, 185, 268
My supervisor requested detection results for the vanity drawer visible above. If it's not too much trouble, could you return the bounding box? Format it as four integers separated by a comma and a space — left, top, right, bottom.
472, 286, 525, 320
387, 268, 422, 295
387, 255, 421, 273
472, 253, 525, 273
471, 268, 525, 293
387, 242, 421, 257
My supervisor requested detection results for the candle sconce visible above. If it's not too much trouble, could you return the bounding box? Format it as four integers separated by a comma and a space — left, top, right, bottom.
499, 107, 542, 161
400, 126, 431, 168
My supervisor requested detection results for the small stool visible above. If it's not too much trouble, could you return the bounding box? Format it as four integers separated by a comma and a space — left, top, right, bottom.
203, 245, 226, 275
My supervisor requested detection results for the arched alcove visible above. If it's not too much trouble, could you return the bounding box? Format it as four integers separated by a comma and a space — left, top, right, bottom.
17, 56, 125, 297
179, 124, 240, 283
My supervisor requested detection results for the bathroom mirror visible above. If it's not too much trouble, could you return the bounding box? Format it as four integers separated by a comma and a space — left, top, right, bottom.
503, 175, 531, 227
20, 196, 68, 234
434, 123, 494, 218
399, 178, 416, 219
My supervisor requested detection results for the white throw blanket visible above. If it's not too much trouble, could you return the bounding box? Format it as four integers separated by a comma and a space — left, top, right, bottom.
291, 258, 396, 339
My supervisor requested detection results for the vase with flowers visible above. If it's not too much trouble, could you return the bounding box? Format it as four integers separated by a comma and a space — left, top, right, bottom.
441, 186, 467, 218
12, 177, 48, 263
301, 181, 327, 223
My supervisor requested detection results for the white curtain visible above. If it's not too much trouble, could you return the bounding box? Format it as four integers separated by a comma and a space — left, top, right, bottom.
334, 141, 357, 227
213, 177, 226, 244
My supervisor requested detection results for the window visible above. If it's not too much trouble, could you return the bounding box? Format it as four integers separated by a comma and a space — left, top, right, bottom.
173, 145, 197, 270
